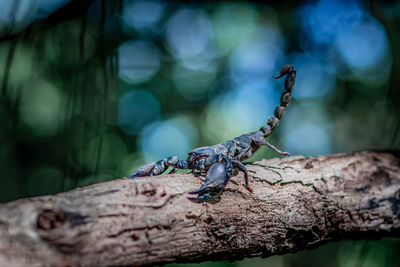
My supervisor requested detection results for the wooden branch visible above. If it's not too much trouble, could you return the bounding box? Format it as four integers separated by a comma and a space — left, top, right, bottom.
1, 151, 399, 266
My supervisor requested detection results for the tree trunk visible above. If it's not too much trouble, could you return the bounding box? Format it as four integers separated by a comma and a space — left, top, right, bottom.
0, 150, 399, 266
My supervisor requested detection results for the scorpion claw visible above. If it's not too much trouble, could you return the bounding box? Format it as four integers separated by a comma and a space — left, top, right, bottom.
188, 193, 216, 202
188, 184, 209, 195
129, 161, 157, 178
188, 162, 230, 200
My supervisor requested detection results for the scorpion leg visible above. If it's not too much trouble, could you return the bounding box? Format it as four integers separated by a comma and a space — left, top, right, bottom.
252, 137, 289, 156
168, 168, 178, 174
129, 156, 188, 178
233, 141, 251, 162
231, 159, 253, 192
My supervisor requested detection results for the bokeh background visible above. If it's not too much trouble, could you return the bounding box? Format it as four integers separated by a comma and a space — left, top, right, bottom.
0, 0, 399, 266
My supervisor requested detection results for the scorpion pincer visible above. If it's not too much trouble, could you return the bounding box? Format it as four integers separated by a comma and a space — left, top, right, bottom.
130, 64, 296, 201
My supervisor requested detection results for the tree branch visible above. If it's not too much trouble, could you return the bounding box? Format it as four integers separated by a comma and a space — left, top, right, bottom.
0, 151, 399, 266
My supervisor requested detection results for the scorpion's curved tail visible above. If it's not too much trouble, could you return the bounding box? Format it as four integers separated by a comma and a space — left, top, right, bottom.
260, 64, 296, 138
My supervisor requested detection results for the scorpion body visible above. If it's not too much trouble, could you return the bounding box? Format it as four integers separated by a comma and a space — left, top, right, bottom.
130, 64, 296, 201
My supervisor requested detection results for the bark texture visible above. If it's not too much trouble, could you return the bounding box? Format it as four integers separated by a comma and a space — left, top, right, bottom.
0, 151, 399, 266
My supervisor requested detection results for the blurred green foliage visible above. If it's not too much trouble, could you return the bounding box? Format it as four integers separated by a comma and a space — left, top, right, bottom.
0, 0, 399, 266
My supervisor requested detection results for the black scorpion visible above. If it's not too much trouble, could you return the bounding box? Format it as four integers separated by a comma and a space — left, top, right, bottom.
130, 64, 296, 201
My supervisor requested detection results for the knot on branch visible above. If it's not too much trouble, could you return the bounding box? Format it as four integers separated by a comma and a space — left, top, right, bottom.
37, 209, 90, 231
37, 209, 66, 230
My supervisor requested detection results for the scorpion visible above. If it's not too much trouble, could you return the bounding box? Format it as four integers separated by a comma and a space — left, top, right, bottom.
130, 64, 296, 201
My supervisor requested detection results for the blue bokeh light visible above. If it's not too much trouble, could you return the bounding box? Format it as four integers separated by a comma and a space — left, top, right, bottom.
284, 124, 332, 156
299, 0, 391, 83
205, 80, 278, 141
335, 18, 389, 71
117, 90, 160, 135
229, 25, 283, 85
166, 8, 212, 59
172, 64, 217, 101
140, 116, 197, 161
300, 0, 364, 44
178, 46, 218, 71
118, 40, 161, 84
229, 81, 278, 128
286, 53, 335, 99
212, 3, 259, 54
122, 0, 164, 31
282, 103, 333, 156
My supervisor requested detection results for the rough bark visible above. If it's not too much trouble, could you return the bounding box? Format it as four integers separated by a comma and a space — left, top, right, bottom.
0, 150, 399, 266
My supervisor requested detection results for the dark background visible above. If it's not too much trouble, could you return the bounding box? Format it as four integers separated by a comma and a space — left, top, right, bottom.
0, 0, 399, 266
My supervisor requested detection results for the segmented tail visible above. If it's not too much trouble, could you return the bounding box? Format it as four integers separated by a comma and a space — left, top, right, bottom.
260, 64, 296, 137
